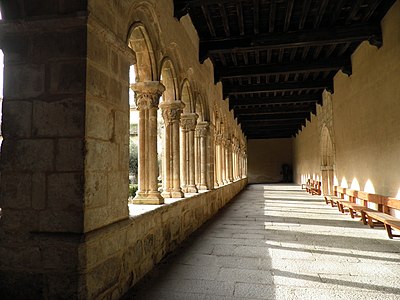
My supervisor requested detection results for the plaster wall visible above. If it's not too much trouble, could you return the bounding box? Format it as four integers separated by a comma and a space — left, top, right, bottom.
293, 0, 400, 198
248, 139, 292, 183
292, 115, 321, 184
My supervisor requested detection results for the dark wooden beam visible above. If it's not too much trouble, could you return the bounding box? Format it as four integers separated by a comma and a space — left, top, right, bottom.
269, 0, 276, 33
217, 58, 350, 80
224, 80, 331, 95
330, 0, 346, 25
283, 0, 294, 32
314, 0, 330, 28
199, 24, 382, 58
201, 4, 216, 37
362, 0, 383, 22
236, 1, 244, 35
346, 0, 363, 25
219, 3, 230, 36
253, 0, 259, 34
242, 125, 301, 133
239, 119, 306, 127
299, 0, 312, 30
247, 132, 293, 139
230, 94, 321, 107
235, 107, 313, 116
238, 112, 310, 121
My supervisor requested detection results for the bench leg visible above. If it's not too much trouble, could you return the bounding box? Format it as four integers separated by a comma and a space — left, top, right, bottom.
367, 215, 374, 228
349, 208, 355, 219
329, 200, 335, 207
361, 211, 368, 225
384, 224, 393, 239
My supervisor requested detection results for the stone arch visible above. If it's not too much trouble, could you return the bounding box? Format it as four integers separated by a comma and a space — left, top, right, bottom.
159, 57, 178, 102
321, 126, 335, 195
127, 23, 157, 82
181, 79, 195, 113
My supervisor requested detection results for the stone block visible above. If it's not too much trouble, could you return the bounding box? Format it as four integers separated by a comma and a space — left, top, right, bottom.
85, 171, 108, 209
24, 0, 58, 17
1, 173, 32, 209
39, 209, 83, 233
32, 98, 84, 137
2, 100, 32, 138
0, 209, 39, 233
86, 99, 113, 140
4, 64, 45, 99
108, 171, 129, 206
114, 110, 129, 145
110, 50, 120, 76
85, 139, 119, 171
32, 29, 86, 60
32, 172, 47, 210
2, 35, 29, 63
56, 138, 84, 171
59, 0, 88, 14
41, 243, 79, 270
88, 30, 109, 68
109, 77, 123, 104
49, 60, 86, 94
47, 172, 84, 211
86, 256, 121, 299
0, 244, 41, 269
0, 270, 44, 299
87, 64, 109, 100
1, 139, 54, 171
46, 271, 80, 300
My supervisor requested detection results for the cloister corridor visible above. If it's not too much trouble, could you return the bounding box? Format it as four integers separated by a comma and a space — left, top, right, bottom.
125, 184, 400, 300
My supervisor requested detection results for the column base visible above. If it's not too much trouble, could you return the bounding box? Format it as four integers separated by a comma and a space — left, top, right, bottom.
161, 191, 172, 198
197, 185, 208, 191
184, 185, 198, 193
171, 190, 184, 198
133, 192, 164, 205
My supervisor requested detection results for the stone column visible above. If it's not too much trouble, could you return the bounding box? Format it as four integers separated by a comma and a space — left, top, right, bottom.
197, 121, 209, 190
160, 101, 184, 198
222, 138, 229, 184
181, 113, 198, 193
131, 81, 165, 204
227, 139, 233, 182
217, 135, 224, 186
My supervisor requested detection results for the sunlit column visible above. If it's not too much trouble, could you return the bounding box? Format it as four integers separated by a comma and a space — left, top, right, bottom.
160, 101, 184, 198
181, 113, 198, 193
197, 121, 209, 190
227, 138, 233, 182
131, 81, 165, 204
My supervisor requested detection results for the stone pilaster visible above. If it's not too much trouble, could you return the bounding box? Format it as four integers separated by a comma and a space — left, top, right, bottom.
181, 113, 198, 193
160, 101, 184, 198
131, 81, 165, 204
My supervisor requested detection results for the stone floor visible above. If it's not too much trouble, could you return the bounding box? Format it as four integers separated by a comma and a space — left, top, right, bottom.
124, 184, 400, 299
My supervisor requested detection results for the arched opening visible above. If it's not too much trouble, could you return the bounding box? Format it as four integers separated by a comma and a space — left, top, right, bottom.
128, 65, 139, 198
321, 126, 334, 195
128, 23, 164, 204
180, 80, 198, 193
159, 58, 182, 198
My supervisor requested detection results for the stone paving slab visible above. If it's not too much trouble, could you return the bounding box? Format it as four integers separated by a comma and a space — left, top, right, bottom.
124, 184, 400, 300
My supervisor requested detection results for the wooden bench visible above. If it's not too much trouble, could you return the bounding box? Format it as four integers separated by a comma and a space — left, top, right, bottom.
306, 179, 321, 195
364, 197, 400, 239
326, 186, 400, 239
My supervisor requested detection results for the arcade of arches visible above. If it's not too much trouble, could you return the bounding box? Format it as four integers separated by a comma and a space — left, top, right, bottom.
0, 0, 399, 299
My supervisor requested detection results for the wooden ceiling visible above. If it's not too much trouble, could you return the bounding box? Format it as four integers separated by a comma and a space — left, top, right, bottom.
174, 0, 395, 139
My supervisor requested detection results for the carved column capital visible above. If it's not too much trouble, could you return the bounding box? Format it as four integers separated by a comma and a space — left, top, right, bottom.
196, 121, 209, 138
181, 113, 198, 131
131, 81, 165, 110
159, 101, 184, 124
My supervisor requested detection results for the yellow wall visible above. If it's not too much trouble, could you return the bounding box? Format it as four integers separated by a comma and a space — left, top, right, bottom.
248, 138, 292, 183
293, 0, 400, 197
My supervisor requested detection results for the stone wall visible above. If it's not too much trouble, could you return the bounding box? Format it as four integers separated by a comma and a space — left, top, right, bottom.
83, 178, 247, 299
293, 0, 400, 197
248, 138, 293, 183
